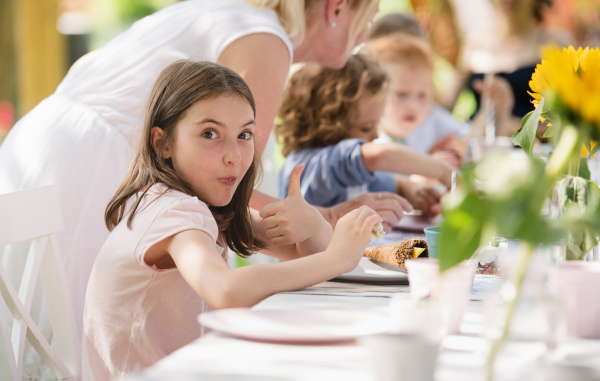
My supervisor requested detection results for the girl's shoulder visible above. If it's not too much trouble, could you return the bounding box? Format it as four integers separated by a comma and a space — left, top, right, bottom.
134, 183, 219, 241
139, 184, 214, 221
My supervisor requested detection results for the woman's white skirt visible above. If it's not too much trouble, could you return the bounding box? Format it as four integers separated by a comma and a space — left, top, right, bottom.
0, 95, 132, 347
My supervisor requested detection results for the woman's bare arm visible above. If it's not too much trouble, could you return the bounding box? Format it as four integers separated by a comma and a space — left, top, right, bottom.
218, 33, 291, 155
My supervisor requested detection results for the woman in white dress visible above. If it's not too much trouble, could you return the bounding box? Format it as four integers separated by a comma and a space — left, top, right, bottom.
0, 0, 407, 351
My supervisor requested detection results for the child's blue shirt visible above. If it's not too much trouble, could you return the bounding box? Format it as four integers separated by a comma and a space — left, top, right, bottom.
278, 138, 397, 207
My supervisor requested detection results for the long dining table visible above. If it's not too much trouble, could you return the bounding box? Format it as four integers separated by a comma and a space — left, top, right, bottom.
125, 230, 600, 381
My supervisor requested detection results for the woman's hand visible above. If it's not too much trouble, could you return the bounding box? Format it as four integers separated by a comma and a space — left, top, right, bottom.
326, 206, 383, 273
259, 165, 330, 248
319, 192, 413, 233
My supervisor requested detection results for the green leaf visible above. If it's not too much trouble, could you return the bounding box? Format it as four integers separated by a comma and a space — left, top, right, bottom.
439, 192, 490, 272
520, 111, 533, 128
579, 159, 591, 180
512, 98, 545, 157
555, 178, 600, 259
543, 124, 557, 138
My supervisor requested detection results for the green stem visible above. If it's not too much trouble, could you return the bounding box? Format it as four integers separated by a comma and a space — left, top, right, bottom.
486, 243, 534, 381
567, 152, 581, 178
546, 125, 581, 180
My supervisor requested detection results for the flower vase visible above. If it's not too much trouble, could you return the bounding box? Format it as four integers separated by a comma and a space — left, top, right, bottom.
483, 245, 564, 380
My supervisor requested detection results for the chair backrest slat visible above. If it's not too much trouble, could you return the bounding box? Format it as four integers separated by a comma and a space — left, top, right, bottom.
0, 186, 80, 380
0, 186, 63, 246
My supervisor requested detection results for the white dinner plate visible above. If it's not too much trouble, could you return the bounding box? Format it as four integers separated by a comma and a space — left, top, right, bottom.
332, 257, 409, 284
199, 308, 390, 343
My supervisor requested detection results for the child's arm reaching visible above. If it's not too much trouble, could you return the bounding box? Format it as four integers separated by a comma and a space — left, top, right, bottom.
428, 134, 467, 169
361, 142, 453, 189
165, 206, 381, 309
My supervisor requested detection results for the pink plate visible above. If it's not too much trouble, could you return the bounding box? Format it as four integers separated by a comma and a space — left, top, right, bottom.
394, 214, 442, 233
198, 308, 390, 344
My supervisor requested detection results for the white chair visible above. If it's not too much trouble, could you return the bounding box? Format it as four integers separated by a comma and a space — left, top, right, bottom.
0, 185, 80, 380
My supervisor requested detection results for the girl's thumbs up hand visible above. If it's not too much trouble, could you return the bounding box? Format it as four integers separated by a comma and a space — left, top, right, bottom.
286, 164, 304, 197
259, 165, 329, 247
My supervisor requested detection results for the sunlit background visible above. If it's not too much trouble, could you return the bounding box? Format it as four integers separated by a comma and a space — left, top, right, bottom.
0, 0, 598, 145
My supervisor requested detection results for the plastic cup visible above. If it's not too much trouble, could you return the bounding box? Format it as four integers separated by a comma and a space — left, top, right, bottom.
423, 226, 442, 259
405, 258, 476, 334
549, 262, 600, 339
360, 333, 439, 381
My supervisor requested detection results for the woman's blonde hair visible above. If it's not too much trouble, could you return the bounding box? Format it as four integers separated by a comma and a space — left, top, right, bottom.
105, 60, 266, 257
246, 0, 379, 47
276, 53, 388, 157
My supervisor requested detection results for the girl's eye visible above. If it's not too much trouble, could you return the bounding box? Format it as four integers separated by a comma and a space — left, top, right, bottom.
239, 131, 253, 140
395, 92, 408, 100
202, 130, 218, 139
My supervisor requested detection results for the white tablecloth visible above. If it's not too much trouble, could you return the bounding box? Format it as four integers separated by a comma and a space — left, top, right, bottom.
125, 231, 600, 381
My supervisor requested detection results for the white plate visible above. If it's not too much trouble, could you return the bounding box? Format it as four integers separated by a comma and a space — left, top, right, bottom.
394, 214, 441, 233
332, 257, 409, 284
199, 308, 390, 343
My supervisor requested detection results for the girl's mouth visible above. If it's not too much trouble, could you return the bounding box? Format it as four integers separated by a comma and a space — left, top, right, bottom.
218, 177, 237, 186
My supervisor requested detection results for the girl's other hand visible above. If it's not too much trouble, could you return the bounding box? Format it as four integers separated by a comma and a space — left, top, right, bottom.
259, 165, 326, 247
327, 206, 382, 273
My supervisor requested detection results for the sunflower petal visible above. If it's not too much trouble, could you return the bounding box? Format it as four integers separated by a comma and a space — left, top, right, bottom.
567, 46, 579, 72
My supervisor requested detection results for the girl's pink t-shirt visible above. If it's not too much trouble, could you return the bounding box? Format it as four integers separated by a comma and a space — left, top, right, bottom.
82, 184, 228, 380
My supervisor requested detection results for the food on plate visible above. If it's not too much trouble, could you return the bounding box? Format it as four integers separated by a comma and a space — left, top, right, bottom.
476, 237, 506, 274
477, 249, 498, 274
371, 223, 385, 241
364, 239, 429, 270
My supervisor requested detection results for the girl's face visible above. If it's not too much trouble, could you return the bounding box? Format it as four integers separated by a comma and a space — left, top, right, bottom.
348, 93, 387, 142
163, 95, 255, 207
382, 63, 433, 138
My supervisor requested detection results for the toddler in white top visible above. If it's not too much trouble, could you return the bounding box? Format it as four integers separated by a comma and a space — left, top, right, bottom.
82, 60, 382, 380
366, 34, 469, 169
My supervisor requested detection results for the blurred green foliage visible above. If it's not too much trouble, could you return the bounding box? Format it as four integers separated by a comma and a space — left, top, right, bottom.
89, 0, 177, 50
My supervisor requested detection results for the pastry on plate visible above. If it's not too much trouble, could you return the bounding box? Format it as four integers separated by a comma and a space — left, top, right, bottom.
364, 239, 428, 271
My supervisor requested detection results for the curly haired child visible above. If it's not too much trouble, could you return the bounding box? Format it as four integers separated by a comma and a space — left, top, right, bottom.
275, 53, 453, 219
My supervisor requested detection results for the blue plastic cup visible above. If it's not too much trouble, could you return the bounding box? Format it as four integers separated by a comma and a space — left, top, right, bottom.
424, 226, 442, 259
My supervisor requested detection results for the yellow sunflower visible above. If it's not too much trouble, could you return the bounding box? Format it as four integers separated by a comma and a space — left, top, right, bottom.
528, 46, 600, 129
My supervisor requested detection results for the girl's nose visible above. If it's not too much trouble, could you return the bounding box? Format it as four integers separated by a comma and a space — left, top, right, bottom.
224, 141, 242, 166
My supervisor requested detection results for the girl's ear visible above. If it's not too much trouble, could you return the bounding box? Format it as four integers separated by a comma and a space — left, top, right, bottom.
151, 126, 172, 159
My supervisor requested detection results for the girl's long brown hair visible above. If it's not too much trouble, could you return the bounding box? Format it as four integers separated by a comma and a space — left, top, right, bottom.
105, 60, 266, 257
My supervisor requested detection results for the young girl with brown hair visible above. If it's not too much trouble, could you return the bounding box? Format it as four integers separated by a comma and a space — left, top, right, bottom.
276, 53, 453, 219
83, 60, 381, 380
